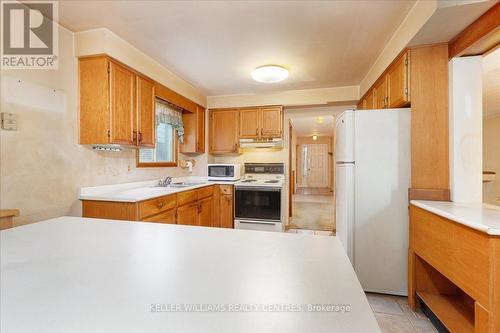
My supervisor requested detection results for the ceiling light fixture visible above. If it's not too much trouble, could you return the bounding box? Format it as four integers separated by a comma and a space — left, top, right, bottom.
251, 65, 288, 83
312, 135, 318, 141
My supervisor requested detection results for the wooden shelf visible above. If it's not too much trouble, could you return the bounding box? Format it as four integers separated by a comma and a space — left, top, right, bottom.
417, 291, 474, 333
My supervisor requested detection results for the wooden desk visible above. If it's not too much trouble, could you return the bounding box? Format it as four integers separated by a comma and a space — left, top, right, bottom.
0, 209, 19, 230
409, 203, 500, 333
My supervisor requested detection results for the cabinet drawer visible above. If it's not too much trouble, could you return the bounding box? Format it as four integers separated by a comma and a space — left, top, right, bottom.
177, 189, 198, 206
219, 185, 233, 195
138, 195, 177, 219
142, 209, 176, 224
197, 186, 214, 199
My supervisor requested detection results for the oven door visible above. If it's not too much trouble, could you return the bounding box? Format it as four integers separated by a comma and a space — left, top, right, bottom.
235, 186, 281, 221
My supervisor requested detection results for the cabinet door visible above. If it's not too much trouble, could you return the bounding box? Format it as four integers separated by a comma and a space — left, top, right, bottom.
261, 107, 282, 138
219, 194, 234, 228
181, 105, 205, 154
209, 109, 239, 154
79, 56, 110, 145
239, 108, 260, 139
365, 90, 374, 110
387, 51, 410, 108
196, 105, 205, 153
177, 203, 199, 226
109, 61, 136, 145
198, 197, 213, 227
142, 209, 176, 224
373, 77, 387, 109
136, 75, 155, 147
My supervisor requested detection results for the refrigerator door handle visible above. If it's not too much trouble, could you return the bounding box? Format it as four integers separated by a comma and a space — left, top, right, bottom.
336, 161, 355, 165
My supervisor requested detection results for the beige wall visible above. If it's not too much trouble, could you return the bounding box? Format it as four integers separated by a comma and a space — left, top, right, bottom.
483, 115, 500, 206
296, 136, 333, 189
0, 25, 208, 226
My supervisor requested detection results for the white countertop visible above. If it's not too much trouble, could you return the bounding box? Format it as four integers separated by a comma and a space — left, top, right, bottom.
1, 217, 380, 333
411, 200, 500, 236
79, 177, 237, 202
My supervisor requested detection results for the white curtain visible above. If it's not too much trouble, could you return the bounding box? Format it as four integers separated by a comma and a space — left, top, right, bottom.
156, 99, 184, 143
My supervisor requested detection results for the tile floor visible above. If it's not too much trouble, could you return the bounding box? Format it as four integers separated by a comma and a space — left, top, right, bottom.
290, 192, 335, 231
366, 293, 438, 333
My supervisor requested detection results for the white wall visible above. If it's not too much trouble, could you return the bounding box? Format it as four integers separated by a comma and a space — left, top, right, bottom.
448, 57, 483, 203
483, 115, 500, 206
0, 25, 208, 226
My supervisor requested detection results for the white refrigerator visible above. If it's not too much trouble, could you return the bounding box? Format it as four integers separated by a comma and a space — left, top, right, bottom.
335, 109, 410, 296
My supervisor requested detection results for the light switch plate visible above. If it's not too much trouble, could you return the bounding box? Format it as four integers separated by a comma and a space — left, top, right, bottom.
1, 113, 17, 130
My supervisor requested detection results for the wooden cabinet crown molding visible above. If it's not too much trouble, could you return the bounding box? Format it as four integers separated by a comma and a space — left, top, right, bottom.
448, 2, 500, 59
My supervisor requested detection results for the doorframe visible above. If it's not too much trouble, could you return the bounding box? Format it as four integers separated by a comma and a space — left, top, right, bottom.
288, 120, 294, 217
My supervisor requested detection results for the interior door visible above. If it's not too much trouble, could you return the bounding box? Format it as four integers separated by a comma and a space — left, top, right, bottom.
301, 144, 328, 188
109, 61, 135, 145
136, 75, 155, 147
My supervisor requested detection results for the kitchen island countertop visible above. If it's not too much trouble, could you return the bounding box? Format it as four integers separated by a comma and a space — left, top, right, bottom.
411, 200, 500, 235
0, 217, 380, 333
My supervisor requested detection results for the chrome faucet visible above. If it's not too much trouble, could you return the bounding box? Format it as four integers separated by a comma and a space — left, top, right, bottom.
158, 176, 172, 187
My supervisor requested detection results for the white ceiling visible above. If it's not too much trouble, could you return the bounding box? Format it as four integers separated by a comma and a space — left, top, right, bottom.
483, 48, 500, 117
410, 0, 497, 46
292, 116, 335, 136
58, 0, 415, 96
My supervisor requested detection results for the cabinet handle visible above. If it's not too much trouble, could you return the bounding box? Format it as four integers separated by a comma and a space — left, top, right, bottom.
138, 132, 143, 142
261, 128, 263, 136
133, 130, 137, 142
256, 128, 259, 135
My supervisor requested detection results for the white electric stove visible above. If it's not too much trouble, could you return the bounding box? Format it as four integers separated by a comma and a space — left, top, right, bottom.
234, 163, 285, 232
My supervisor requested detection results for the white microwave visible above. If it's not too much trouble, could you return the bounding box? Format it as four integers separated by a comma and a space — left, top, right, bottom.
207, 164, 241, 181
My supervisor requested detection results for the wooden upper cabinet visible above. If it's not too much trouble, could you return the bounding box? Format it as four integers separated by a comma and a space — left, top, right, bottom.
109, 60, 136, 145
365, 90, 374, 110
372, 77, 387, 109
261, 107, 282, 138
136, 75, 155, 147
209, 109, 239, 154
239, 106, 282, 139
180, 105, 205, 154
387, 51, 410, 108
79, 55, 156, 148
240, 109, 260, 139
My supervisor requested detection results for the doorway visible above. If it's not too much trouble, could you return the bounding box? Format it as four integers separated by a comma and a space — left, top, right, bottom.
288, 114, 335, 232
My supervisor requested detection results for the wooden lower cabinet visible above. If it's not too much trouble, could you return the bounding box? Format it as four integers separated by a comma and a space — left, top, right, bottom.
409, 205, 500, 333
81, 184, 232, 229
213, 185, 234, 229
142, 209, 176, 224
198, 196, 213, 227
177, 202, 199, 226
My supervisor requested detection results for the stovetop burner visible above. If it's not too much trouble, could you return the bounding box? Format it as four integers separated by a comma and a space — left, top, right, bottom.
241, 179, 257, 183
265, 180, 279, 183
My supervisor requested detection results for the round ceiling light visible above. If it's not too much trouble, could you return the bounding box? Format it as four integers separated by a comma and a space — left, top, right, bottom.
251, 65, 289, 83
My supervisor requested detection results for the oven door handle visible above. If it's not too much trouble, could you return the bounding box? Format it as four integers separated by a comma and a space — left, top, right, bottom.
235, 186, 281, 192
237, 220, 278, 225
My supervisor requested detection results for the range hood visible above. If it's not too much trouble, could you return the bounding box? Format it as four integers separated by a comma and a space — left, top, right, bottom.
239, 138, 283, 149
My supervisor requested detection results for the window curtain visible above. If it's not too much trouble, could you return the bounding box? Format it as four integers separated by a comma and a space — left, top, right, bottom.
156, 99, 184, 143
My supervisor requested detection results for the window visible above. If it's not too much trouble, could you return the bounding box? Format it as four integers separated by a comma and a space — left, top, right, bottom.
137, 98, 184, 167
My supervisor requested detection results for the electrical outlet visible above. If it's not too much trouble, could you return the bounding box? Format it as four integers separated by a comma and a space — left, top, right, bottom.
1, 113, 17, 131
